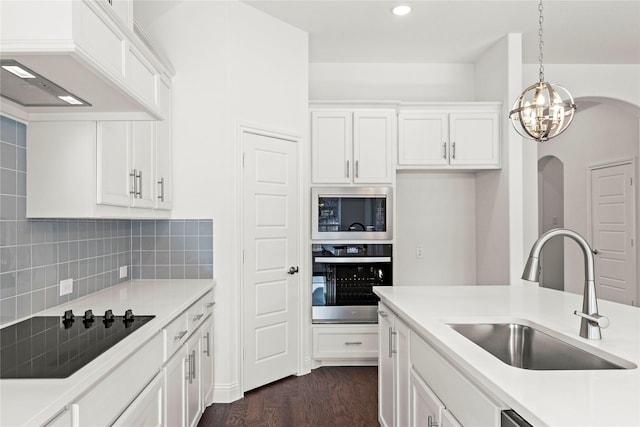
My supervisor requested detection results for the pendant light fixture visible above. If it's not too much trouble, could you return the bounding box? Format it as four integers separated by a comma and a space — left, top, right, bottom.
509, 0, 576, 142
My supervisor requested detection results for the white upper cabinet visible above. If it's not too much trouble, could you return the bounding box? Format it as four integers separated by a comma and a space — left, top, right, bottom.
398, 103, 501, 170
0, 0, 173, 121
311, 109, 394, 184
155, 77, 173, 210
27, 120, 171, 218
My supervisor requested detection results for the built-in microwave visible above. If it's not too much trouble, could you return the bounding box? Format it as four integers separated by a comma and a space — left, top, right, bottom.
311, 186, 393, 240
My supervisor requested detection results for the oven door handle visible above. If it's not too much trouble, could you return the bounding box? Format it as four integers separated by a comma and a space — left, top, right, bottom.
314, 256, 391, 264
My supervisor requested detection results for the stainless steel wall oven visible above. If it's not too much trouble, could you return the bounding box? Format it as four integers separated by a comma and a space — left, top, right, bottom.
312, 243, 392, 323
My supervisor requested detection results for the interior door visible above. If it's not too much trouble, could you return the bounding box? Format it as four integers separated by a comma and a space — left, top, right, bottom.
590, 162, 637, 305
242, 130, 299, 392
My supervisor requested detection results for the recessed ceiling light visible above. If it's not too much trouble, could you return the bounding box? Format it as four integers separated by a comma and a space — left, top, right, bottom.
392, 5, 412, 16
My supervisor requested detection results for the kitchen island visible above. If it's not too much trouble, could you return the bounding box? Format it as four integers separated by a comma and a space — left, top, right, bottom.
374, 285, 640, 427
0, 279, 214, 427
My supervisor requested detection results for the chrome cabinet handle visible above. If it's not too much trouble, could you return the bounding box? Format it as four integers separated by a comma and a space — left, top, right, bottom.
345, 341, 363, 345
428, 415, 439, 427
193, 313, 204, 322
191, 350, 196, 381
185, 354, 191, 382
378, 310, 387, 317
206, 302, 216, 308
443, 142, 447, 159
157, 177, 165, 201
452, 142, 456, 159
129, 169, 137, 196
174, 330, 188, 341
346, 160, 350, 178
355, 160, 359, 178
203, 332, 211, 357
388, 326, 393, 358
391, 331, 397, 355
136, 170, 142, 198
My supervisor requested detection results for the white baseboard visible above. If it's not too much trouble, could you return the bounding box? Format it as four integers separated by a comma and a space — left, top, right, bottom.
212, 381, 242, 403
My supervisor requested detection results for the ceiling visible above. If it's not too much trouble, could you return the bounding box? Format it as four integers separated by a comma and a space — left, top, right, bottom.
242, 0, 640, 64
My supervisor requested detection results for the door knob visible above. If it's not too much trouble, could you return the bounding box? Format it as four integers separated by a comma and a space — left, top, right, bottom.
287, 266, 299, 275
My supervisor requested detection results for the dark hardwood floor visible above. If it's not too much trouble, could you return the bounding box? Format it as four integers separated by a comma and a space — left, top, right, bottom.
198, 366, 379, 427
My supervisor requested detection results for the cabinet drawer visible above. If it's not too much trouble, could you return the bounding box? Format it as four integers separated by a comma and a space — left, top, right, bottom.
411, 332, 502, 427
313, 326, 378, 359
164, 311, 189, 361
188, 293, 209, 332
76, 333, 163, 426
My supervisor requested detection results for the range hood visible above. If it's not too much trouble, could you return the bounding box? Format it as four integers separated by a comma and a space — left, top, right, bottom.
0, 60, 91, 107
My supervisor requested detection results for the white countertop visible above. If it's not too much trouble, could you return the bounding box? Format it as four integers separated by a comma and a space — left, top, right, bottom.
373, 285, 640, 427
0, 279, 214, 427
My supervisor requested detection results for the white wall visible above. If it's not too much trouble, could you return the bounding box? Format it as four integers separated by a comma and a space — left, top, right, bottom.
473, 34, 524, 286
538, 102, 639, 297
310, 63, 474, 101
142, 1, 308, 402
523, 64, 640, 108
394, 172, 477, 285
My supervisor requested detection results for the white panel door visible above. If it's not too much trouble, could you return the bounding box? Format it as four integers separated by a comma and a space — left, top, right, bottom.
243, 131, 299, 392
591, 162, 637, 305
353, 110, 394, 183
398, 112, 449, 166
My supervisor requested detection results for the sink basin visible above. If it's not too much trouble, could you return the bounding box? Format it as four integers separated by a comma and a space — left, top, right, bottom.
448, 322, 636, 370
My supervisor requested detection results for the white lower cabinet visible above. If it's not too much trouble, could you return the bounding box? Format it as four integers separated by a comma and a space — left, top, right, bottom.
112, 372, 164, 427
379, 303, 503, 427
164, 292, 215, 427
201, 317, 215, 407
378, 303, 409, 427
312, 325, 378, 362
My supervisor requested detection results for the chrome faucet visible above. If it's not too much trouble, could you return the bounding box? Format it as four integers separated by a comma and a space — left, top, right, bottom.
522, 228, 610, 339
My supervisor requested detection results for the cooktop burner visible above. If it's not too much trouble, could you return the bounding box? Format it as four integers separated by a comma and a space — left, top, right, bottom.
0, 310, 154, 379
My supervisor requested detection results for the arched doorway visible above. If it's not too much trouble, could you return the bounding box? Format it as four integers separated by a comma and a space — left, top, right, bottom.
538, 155, 564, 291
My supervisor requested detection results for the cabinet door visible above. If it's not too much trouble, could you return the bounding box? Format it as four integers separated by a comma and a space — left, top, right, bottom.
200, 318, 214, 409
97, 121, 132, 207
164, 349, 186, 427
395, 318, 410, 427
378, 306, 395, 427
409, 368, 444, 427
186, 333, 202, 427
353, 111, 394, 184
155, 77, 173, 210
131, 121, 155, 208
112, 372, 163, 427
398, 113, 449, 166
442, 409, 463, 427
449, 113, 500, 167
311, 111, 352, 183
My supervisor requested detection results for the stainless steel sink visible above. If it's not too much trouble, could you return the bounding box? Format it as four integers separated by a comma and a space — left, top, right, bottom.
448, 322, 636, 370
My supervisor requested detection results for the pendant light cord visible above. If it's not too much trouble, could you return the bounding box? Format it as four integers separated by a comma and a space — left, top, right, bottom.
538, 0, 545, 82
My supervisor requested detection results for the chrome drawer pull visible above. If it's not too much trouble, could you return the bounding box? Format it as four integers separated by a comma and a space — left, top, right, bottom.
193, 313, 204, 322
345, 341, 363, 345
174, 330, 188, 341
206, 302, 216, 308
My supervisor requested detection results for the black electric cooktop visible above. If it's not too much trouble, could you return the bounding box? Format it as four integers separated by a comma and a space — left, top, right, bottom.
0, 310, 154, 379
